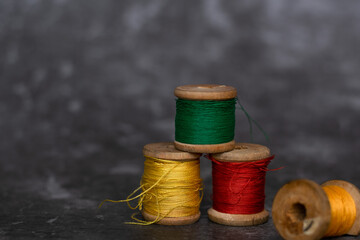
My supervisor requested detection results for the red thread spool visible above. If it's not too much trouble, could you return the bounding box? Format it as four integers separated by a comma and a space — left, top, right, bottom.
208, 143, 274, 226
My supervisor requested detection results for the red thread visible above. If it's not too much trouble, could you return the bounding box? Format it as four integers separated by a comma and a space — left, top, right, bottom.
209, 155, 275, 214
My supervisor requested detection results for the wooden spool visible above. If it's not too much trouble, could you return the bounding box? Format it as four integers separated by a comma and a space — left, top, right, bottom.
272, 179, 360, 240
207, 142, 271, 226
141, 142, 202, 225
174, 84, 237, 153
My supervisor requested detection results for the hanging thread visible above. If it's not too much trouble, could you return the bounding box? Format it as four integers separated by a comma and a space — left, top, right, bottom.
99, 156, 203, 225
236, 98, 269, 142
323, 185, 357, 237
209, 155, 275, 214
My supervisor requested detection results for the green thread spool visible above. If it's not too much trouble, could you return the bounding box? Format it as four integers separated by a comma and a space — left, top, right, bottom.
174, 84, 237, 153
176, 99, 236, 144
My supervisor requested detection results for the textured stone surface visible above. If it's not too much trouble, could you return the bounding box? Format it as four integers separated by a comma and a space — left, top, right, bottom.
1, 0, 360, 239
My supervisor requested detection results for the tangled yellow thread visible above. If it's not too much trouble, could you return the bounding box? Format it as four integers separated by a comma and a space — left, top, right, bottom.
323, 185, 357, 236
99, 156, 203, 225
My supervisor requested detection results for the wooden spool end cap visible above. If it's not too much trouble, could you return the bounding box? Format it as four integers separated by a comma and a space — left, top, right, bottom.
174, 140, 235, 154
174, 84, 237, 100
207, 208, 269, 226
143, 142, 201, 160
321, 180, 360, 236
211, 143, 271, 162
142, 211, 200, 225
272, 179, 331, 240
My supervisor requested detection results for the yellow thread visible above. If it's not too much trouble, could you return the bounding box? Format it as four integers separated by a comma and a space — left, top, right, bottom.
322, 185, 357, 237
99, 156, 203, 225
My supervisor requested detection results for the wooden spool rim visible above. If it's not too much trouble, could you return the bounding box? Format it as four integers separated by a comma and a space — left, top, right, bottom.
272, 179, 331, 240
174, 84, 237, 100
174, 140, 235, 154
143, 142, 201, 160
272, 179, 360, 240
142, 211, 200, 225
207, 208, 269, 226
210, 142, 271, 162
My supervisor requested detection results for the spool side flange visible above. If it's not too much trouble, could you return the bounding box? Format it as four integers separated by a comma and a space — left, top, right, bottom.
143, 142, 201, 160
174, 84, 237, 100
174, 140, 235, 154
211, 142, 271, 161
207, 208, 268, 226
142, 211, 201, 226
272, 179, 331, 240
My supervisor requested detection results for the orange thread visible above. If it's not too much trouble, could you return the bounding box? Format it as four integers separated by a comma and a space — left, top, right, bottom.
323, 185, 357, 236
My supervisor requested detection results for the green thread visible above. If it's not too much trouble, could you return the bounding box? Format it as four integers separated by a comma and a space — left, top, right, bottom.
175, 99, 236, 144
236, 98, 269, 142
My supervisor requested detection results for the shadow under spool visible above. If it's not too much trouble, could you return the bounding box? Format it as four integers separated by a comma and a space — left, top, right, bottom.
207, 143, 272, 226
272, 179, 360, 240
141, 142, 202, 225
174, 84, 237, 153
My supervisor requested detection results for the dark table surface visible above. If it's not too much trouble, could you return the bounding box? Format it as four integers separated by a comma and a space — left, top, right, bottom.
1, 1, 360, 239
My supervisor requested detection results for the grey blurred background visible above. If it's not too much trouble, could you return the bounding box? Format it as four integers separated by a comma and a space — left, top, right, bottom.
1, 0, 360, 239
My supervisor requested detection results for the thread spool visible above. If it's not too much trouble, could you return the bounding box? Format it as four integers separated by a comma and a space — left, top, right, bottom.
207, 143, 273, 226
141, 142, 203, 225
174, 84, 237, 153
272, 179, 360, 240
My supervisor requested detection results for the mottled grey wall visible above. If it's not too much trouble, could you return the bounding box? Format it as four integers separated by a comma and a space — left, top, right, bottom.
1, 1, 360, 238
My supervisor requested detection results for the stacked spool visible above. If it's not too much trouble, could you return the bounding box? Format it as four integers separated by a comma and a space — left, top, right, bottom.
137, 84, 274, 226
174, 84, 237, 153
208, 143, 273, 226
95, 84, 273, 225
141, 142, 202, 225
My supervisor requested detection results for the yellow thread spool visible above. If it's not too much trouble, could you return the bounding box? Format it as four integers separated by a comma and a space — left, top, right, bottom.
272, 179, 360, 240
141, 142, 203, 225
99, 142, 203, 225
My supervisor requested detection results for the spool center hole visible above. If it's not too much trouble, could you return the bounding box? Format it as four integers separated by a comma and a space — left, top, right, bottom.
290, 203, 306, 221
286, 203, 309, 235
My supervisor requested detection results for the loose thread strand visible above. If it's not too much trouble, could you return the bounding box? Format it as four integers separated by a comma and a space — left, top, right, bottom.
98, 162, 176, 209
236, 98, 269, 142
99, 156, 203, 225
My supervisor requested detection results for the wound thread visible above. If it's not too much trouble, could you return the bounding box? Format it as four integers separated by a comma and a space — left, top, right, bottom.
99, 156, 203, 225
210, 155, 275, 214
323, 185, 357, 237
175, 98, 236, 144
